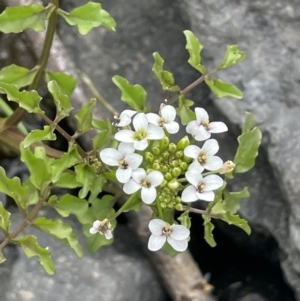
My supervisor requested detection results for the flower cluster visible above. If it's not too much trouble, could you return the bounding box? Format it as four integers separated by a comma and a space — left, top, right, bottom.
91, 105, 228, 252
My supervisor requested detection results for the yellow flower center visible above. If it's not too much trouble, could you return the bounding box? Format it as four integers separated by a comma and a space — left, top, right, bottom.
118, 159, 128, 169
162, 223, 172, 236
197, 182, 205, 192
198, 151, 207, 165
134, 130, 147, 141
141, 179, 151, 188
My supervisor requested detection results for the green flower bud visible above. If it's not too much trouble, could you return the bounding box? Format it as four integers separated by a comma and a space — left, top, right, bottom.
180, 161, 188, 171
161, 165, 169, 173
167, 203, 174, 209
167, 179, 180, 190
152, 163, 161, 171
161, 202, 167, 209
159, 136, 170, 150
175, 203, 183, 211
152, 146, 160, 156
145, 152, 154, 163
183, 155, 193, 163
177, 135, 190, 150
168, 143, 177, 153
170, 160, 179, 167
162, 151, 170, 160
164, 172, 172, 181
163, 187, 171, 194
172, 167, 182, 178
175, 196, 182, 203
160, 179, 168, 188
175, 151, 183, 159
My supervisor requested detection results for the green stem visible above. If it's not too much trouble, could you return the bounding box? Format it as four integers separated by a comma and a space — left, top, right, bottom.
156, 201, 164, 219
109, 193, 136, 220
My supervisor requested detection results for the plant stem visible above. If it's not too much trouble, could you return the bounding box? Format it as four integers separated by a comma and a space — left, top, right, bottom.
110, 193, 136, 220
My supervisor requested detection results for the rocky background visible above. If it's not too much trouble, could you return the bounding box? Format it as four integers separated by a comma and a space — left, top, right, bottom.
0, 0, 300, 300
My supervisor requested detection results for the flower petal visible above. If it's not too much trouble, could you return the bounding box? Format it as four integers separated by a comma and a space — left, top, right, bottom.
125, 153, 143, 170
118, 142, 135, 156
120, 109, 137, 118
205, 156, 223, 171
161, 105, 176, 122
123, 179, 141, 194
203, 174, 224, 191
141, 187, 157, 204
195, 107, 209, 124
186, 120, 198, 135
196, 190, 215, 201
134, 138, 148, 150
208, 121, 228, 133
146, 124, 164, 140
167, 237, 188, 252
164, 121, 179, 134
202, 139, 219, 156
149, 219, 166, 235
148, 234, 166, 251
93, 220, 101, 228
132, 168, 147, 182
116, 167, 132, 183
181, 185, 199, 202
146, 113, 160, 126
100, 148, 122, 166
115, 130, 135, 143
194, 126, 211, 141
146, 171, 164, 187
133, 113, 148, 131
117, 115, 131, 127
184, 145, 201, 159
104, 230, 113, 240
89, 227, 98, 234
170, 225, 190, 240
185, 169, 204, 186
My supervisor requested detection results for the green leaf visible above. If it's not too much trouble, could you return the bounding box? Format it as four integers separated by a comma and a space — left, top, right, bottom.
57, 2, 116, 35
75, 164, 96, 199
0, 4, 54, 33
88, 175, 107, 203
46, 72, 76, 97
0, 202, 11, 232
203, 215, 216, 247
18, 235, 55, 275
183, 30, 206, 74
121, 196, 143, 213
205, 79, 243, 99
222, 212, 251, 235
23, 125, 56, 148
0, 82, 43, 115
210, 202, 227, 215
233, 127, 262, 173
48, 80, 73, 122
242, 112, 256, 134
112, 75, 146, 111
51, 145, 82, 183
0, 250, 5, 263
55, 171, 82, 189
178, 212, 191, 229
92, 118, 115, 150
54, 194, 91, 224
152, 52, 180, 92
33, 217, 83, 258
0, 65, 38, 88
20, 145, 53, 191
176, 95, 196, 125
75, 98, 96, 133
224, 188, 250, 214
218, 45, 246, 70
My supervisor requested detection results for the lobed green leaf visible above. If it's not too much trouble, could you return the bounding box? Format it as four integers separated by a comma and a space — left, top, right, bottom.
75, 164, 96, 199
55, 172, 82, 189
242, 111, 256, 134
46, 72, 76, 97
112, 75, 146, 111
223, 188, 250, 214
203, 215, 216, 247
33, 217, 83, 258
0, 4, 54, 33
23, 125, 56, 148
176, 95, 196, 125
57, 1, 116, 35
92, 118, 115, 150
218, 45, 246, 70
75, 98, 96, 134
0, 202, 11, 232
205, 79, 243, 99
121, 196, 143, 213
222, 212, 251, 235
0, 65, 38, 88
18, 235, 55, 275
183, 30, 206, 74
88, 175, 107, 203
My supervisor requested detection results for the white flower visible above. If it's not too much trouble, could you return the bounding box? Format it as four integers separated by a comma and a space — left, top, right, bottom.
181, 168, 223, 202
89, 219, 113, 239
148, 219, 190, 252
147, 105, 179, 134
115, 113, 164, 150
115, 109, 137, 127
184, 139, 223, 172
186, 107, 228, 141
123, 168, 163, 204
100, 142, 142, 183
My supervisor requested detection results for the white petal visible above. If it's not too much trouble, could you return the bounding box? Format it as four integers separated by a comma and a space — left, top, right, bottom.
203, 175, 224, 191
167, 237, 188, 252
116, 167, 132, 183
117, 115, 132, 127
208, 121, 228, 133
194, 126, 211, 141
115, 130, 135, 143
141, 187, 157, 204
146, 113, 160, 125
202, 139, 219, 156
149, 219, 166, 235
186, 120, 198, 135
205, 156, 223, 171
100, 148, 122, 166
125, 153, 143, 169
188, 161, 205, 173
164, 122, 179, 134
181, 185, 199, 202
133, 113, 148, 131
132, 168, 147, 182
170, 225, 190, 240
93, 220, 101, 228
195, 107, 209, 124
196, 190, 215, 202
161, 105, 176, 122
120, 109, 137, 118
184, 145, 201, 159
146, 171, 164, 187
118, 142, 135, 156
148, 234, 166, 251
146, 124, 164, 140
123, 179, 141, 194
89, 227, 98, 234
134, 138, 148, 150
185, 169, 204, 186
104, 230, 113, 240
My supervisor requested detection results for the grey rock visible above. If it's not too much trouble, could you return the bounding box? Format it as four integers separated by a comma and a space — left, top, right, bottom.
237, 293, 268, 301
0, 208, 166, 301
178, 0, 300, 299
